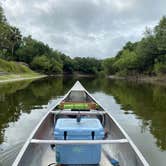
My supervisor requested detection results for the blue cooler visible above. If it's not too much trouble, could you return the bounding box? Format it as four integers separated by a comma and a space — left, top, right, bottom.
54, 118, 104, 164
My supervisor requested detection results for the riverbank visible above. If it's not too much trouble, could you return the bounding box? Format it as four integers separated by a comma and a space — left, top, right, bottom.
108, 75, 166, 85
0, 74, 46, 84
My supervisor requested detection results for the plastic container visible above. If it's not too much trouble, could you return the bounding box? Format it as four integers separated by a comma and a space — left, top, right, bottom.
54, 118, 104, 164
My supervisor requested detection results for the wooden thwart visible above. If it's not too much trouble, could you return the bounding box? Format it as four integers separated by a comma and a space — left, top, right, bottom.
31, 139, 128, 145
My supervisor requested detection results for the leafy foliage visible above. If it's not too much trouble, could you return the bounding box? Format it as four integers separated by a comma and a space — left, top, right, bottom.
103, 16, 166, 76
155, 16, 166, 53
31, 55, 62, 74
1, 5, 166, 76
0, 6, 22, 59
0, 58, 34, 74
74, 57, 102, 74
103, 58, 116, 74
0, 5, 102, 75
154, 61, 166, 74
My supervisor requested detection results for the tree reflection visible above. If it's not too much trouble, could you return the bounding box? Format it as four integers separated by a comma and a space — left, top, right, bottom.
0, 77, 166, 150
101, 79, 166, 150
0, 77, 63, 143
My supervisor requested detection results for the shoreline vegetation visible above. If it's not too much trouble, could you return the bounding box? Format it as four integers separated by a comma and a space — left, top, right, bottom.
108, 75, 166, 85
1, 72, 166, 86
0, 6, 166, 84
103, 16, 166, 79
0, 74, 46, 84
0, 56, 45, 83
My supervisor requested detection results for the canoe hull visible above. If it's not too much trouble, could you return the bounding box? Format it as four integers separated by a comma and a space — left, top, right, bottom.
12, 81, 149, 166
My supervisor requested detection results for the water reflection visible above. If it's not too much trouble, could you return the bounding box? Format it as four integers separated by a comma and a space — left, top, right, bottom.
0, 77, 64, 144
60, 77, 166, 150
0, 76, 166, 164
101, 80, 166, 150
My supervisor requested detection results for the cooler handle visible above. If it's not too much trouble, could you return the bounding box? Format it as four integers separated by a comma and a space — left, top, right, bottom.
64, 131, 67, 140
91, 131, 95, 140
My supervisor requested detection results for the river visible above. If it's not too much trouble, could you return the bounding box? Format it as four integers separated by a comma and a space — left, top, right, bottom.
0, 76, 166, 166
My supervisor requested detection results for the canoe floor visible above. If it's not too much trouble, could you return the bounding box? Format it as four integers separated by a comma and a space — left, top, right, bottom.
40, 145, 113, 166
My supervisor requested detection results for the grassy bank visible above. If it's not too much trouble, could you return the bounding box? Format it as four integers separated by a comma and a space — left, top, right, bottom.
0, 74, 46, 83
0, 58, 45, 83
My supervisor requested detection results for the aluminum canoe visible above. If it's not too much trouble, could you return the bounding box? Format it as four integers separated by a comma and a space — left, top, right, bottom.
12, 81, 149, 166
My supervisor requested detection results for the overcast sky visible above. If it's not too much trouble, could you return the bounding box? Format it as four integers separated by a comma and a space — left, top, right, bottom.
1, 0, 166, 59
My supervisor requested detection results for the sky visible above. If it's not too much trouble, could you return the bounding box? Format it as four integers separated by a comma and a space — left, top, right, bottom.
1, 0, 166, 59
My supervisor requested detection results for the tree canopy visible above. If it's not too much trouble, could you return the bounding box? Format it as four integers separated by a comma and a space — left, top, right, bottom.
0, 5, 166, 76
103, 16, 166, 76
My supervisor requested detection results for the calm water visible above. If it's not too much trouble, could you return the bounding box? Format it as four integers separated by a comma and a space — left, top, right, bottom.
0, 77, 166, 166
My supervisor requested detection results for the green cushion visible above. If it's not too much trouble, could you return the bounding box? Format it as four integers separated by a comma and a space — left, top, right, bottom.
63, 103, 89, 109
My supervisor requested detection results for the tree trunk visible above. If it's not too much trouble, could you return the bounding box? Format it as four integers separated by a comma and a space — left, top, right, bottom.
11, 43, 15, 56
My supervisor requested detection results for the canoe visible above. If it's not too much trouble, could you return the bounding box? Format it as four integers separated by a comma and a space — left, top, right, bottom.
12, 81, 149, 166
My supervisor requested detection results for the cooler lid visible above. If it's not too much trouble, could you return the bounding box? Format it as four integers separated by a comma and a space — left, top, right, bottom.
54, 118, 104, 136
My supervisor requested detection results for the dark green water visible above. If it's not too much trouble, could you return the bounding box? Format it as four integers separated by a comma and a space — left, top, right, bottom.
0, 77, 166, 166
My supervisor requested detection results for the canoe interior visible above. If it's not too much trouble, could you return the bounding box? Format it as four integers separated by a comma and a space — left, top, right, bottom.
16, 112, 144, 166
13, 82, 147, 166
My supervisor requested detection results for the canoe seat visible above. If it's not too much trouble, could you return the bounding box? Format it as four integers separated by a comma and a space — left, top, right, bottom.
59, 102, 99, 110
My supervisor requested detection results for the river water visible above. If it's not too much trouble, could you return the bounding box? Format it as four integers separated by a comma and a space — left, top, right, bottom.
0, 76, 166, 166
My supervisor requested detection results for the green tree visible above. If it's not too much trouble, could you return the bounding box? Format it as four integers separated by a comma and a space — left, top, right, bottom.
113, 50, 139, 73
60, 55, 75, 74
0, 6, 6, 23
31, 55, 51, 72
154, 61, 166, 74
155, 16, 166, 54
31, 55, 62, 74
136, 35, 158, 72
9, 26, 22, 57
16, 36, 51, 63
123, 41, 138, 52
74, 57, 102, 74
102, 58, 116, 75
0, 23, 11, 54
0, 6, 21, 58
